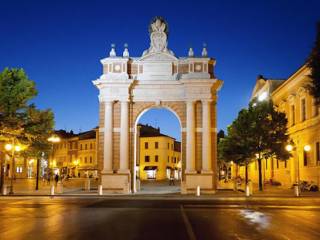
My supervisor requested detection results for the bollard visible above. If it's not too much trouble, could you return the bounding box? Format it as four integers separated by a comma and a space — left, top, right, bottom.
196, 186, 200, 196
249, 181, 253, 196
98, 185, 103, 195
2, 184, 7, 195
57, 182, 63, 194
294, 183, 300, 197
84, 178, 90, 191
245, 184, 250, 197
50, 185, 55, 195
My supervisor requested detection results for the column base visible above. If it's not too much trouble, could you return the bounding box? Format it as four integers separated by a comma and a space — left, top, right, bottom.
181, 172, 216, 194
101, 172, 131, 194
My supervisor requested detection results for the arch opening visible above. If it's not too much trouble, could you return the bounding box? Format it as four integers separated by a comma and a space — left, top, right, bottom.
133, 107, 182, 194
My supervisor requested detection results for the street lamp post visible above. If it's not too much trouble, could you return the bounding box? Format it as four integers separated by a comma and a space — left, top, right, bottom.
4, 142, 21, 195
286, 143, 311, 196
47, 135, 60, 184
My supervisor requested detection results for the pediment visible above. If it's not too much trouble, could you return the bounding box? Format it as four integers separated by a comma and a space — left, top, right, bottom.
139, 52, 178, 62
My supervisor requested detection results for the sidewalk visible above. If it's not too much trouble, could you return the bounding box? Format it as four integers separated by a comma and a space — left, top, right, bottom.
1, 178, 320, 199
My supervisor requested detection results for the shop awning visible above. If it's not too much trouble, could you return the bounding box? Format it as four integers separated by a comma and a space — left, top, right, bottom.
144, 166, 158, 171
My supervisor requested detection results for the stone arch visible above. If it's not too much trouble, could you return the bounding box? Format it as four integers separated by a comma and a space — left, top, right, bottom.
93, 18, 223, 194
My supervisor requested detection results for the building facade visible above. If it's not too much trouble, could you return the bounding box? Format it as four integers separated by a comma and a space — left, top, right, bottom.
138, 124, 181, 181
51, 129, 99, 178
242, 64, 320, 188
93, 17, 223, 194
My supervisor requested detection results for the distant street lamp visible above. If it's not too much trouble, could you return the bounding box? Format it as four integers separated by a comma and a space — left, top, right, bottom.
4, 142, 22, 195
46, 135, 61, 187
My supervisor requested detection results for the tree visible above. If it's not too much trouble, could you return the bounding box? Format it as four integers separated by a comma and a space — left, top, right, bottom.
22, 105, 54, 190
308, 22, 320, 105
219, 99, 290, 191
0, 68, 54, 192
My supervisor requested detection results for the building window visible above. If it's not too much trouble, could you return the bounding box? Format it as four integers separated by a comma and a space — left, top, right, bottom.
145, 156, 150, 162
171, 144, 173, 150
155, 142, 158, 149
85, 144, 87, 150
266, 159, 268, 170
168, 143, 169, 149
90, 156, 92, 163
303, 150, 308, 166
171, 157, 174, 163
85, 157, 87, 163
277, 159, 279, 169
155, 155, 159, 162
16, 166, 23, 173
284, 160, 287, 168
80, 144, 82, 150
90, 143, 93, 149
291, 105, 295, 126
301, 98, 306, 122
145, 142, 148, 149
316, 142, 320, 164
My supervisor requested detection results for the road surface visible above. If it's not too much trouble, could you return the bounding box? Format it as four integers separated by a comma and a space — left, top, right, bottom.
0, 197, 319, 240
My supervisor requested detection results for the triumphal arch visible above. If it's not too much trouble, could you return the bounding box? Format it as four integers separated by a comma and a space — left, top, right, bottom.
93, 17, 223, 194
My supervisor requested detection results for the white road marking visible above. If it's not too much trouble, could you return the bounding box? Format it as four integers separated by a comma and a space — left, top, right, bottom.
180, 205, 197, 240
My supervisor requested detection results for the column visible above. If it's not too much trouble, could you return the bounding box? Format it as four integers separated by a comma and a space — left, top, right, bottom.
186, 101, 196, 173
103, 101, 113, 173
202, 100, 212, 172
119, 101, 129, 172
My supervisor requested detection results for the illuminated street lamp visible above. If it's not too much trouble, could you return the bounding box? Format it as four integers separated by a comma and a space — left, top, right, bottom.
47, 135, 61, 186
4, 142, 22, 195
286, 143, 311, 193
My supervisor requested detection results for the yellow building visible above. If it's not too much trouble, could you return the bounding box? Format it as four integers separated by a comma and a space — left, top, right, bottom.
138, 124, 181, 181
51, 128, 99, 178
240, 64, 320, 188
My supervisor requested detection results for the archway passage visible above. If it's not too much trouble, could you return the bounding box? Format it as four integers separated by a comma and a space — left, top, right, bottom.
134, 108, 182, 194
93, 17, 223, 194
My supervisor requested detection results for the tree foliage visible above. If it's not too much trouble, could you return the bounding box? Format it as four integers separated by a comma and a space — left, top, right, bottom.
0, 68, 55, 190
308, 22, 320, 105
218, 99, 290, 190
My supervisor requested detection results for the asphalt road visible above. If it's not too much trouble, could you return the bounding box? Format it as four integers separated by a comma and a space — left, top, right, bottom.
0, 197, 320, 240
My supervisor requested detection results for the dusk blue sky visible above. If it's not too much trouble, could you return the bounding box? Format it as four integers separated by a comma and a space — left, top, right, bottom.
1, 0, 320, 141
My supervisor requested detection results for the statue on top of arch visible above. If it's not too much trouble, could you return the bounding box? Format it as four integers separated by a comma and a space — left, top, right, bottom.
142, 16, 174, 56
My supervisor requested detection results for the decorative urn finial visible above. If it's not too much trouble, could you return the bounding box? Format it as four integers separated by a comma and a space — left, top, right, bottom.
123, 43, 129, 58
201, 43, 208, 57
109, 43, 116, 57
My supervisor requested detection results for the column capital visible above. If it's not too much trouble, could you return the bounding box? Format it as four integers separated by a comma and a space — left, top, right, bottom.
201, 99, 213, 104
